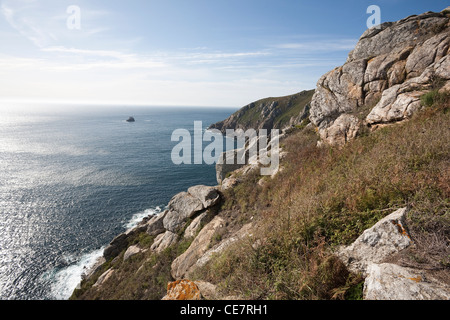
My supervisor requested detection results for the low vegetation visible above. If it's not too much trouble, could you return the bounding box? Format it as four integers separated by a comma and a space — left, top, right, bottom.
214, 90, 315, 131
192, 95, 449, 300
72, 93, 449, 301
71, 232, 194, 300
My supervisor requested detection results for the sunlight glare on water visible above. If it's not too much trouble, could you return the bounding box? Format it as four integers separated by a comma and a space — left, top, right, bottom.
0, 103, 235, 299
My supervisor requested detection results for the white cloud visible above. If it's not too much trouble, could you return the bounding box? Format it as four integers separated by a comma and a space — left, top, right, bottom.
274, 38, 358, 52
0, 40, 338, 106
0, 1, 113, 49
84, 27, 110, 36
43, 46, 128, 57
0, 51, 309, 107
1, 3, 39, 46
0, 2, 352, 107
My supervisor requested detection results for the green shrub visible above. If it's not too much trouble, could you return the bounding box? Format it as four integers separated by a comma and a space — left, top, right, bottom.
421, 81, 449, 107
421, 91, 438, 107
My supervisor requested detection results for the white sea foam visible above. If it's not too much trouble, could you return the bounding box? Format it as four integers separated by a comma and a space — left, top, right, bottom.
48, 206, 164, 300
49, 247, 105, 300
124, 206, 163, 230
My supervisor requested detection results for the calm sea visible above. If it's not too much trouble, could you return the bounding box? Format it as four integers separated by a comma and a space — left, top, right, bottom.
0, 104, 236, 300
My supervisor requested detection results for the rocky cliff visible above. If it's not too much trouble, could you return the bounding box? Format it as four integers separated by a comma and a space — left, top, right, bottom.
310, 8, 450, 146
209, 89, 314, 133
71, 8, 450, 301
210, 91, 314, 184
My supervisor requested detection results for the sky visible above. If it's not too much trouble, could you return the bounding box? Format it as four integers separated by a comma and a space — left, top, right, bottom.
0, 0, 447, 108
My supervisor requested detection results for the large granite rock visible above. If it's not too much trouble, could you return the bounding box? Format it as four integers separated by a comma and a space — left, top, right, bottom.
364, 263, 450, 300
146, 211, 167, 237
168, 192, 203, 218
337, 208, 412, 276
337, 207, 450, 299
187, 185, 221, 208
161, 280, 202, 300
348, 12, 447, 61
171, 216, 226, 279
103, 224, 147, 261
163, 192, 204, 233
310, 9, 450, 146
163, 186, 221, 233
150, 231, 179, 253
366, 54, 450, 125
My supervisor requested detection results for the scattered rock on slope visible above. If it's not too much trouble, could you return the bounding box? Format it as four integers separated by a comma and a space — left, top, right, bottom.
337, 207, 450, 300
163, 186, 222, 233
102, 185, 222, 261
364, 263, 450, 300
337, 207, 412, 276
123, 245, 142, 261
171, 216, 226, 279
161, 280, 202, 300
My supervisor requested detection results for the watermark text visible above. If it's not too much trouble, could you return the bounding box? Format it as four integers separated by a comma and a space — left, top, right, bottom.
171, 122, 279, 176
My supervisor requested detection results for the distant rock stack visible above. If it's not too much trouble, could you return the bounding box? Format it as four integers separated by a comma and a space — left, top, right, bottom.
126, 116, 135, 122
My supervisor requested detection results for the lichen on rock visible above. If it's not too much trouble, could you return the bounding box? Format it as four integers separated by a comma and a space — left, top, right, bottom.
162, 280, 202, 300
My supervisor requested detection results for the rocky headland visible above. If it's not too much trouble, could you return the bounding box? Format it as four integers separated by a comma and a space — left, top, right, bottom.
71, 8, 450, 301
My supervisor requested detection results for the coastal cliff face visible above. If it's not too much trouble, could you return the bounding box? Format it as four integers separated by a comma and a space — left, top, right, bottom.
310, 9, 450, 146
71, 9, 450, 301
209, 90, 314, 133
211, 91, 314, 184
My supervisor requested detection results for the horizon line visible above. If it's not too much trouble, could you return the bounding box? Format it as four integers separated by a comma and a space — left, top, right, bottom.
0, 98, 241, 109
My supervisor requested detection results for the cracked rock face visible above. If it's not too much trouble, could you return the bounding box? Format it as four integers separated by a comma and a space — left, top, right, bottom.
162, 280, 202, 300
171, 216, 226, 279
364, 263, 450, 300
187, 185, 221, 209
337, 207, 450, 299
150, 231, 179, 253
163, 186, 221, 233
310, 9, 450, 146
337, 208, 412, 276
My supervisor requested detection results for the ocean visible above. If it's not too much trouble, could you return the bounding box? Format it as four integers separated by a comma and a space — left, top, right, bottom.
0, 104, 236, 300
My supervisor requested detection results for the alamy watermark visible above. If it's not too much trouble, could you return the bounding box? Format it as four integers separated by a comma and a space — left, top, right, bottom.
171, 122, 280, 176
367, 5, 381, 29
67, 5, 81, 30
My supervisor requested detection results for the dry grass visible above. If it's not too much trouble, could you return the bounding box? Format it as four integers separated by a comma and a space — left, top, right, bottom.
193, 97, 449, 300
72, 95, 449, 301
71, 236, 194, 300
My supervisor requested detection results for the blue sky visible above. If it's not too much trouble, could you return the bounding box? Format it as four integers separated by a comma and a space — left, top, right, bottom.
0, 0, 447, 107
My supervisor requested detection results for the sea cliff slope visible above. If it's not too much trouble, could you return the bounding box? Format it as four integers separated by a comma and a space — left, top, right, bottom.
71, 8, 450, 301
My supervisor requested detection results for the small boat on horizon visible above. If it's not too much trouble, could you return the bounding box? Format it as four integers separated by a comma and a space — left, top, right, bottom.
126, 116, 135, 122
